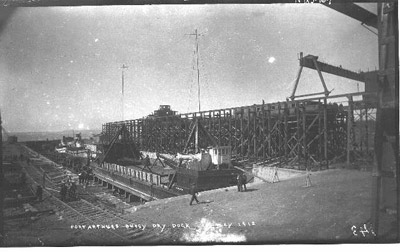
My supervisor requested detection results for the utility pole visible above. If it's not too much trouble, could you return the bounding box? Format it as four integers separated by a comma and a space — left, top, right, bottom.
187, 29, 203, 112
121, 64, 129, 121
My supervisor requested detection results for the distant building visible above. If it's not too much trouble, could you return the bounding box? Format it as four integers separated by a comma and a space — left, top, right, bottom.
148, 105, 177, 118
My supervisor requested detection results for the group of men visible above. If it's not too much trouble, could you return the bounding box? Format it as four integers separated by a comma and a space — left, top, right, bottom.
78, 169, 92, 188
189, 172, 248, 206
60, 182, 78, 202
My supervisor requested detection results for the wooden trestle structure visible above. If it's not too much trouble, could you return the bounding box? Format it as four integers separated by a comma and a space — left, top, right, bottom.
101, 93, 377, 169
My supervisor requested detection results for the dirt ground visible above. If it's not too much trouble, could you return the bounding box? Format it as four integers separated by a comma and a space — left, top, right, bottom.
3, 168, 397, 245
131, 168, 385, 244
2, 143, 397, 245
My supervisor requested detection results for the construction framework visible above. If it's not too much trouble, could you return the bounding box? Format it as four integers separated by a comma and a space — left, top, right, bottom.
101, 50, 378, 170
102, 93, 375, 169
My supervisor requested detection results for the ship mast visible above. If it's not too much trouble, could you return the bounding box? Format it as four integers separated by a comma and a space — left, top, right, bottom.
187, 29, 203, 112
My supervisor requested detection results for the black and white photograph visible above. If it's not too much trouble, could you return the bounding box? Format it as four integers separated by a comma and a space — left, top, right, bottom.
0, 0, 398, 246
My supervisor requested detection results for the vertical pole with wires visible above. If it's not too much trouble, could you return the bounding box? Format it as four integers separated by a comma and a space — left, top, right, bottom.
195, 30, 200, 112
121, 64, 128, 121
187, 29, 203, 112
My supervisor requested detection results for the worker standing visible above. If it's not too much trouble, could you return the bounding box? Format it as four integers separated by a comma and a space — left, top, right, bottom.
82, 171, 87, 188
237, 174, 243, 192
189, 183, 200, 206
78, 172, 83, 185
144, 155, 151, 169
241, 173, 247, 192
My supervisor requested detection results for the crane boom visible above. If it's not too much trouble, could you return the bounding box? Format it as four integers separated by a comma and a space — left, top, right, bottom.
325, 3, 378, 29
300, 54, 365, 82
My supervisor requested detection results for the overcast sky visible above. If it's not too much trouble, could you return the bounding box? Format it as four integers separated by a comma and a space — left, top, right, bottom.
0, 3, 378, 132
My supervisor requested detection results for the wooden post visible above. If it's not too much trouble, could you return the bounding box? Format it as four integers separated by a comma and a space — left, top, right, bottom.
240, 108, 244, 157
365, 104, 369, 157
267, 105, 272, 158
303, 105, 307, 170
195, 119, 199, 153
372, 102, 383, 237
234, 114, 238, 156
253, 105, 257, 159
318, 100, 323, 168
359, 105, 364, 153
211, 112, 214, 145
290, 64, 304, 99
284, 102, 288, 161
323, 97, 329, 169
261, 101, 266, 159
278, 102, 281, 164
0, 112, 4, 243
312, 57, 329, 94
296, 102, 301, 161
372, 3, 398, 238
347, 96, 354, 168
228, 110, 232, 149
247, 108, 251, 158
218, 111, 222, 146
133, 120, 136, 143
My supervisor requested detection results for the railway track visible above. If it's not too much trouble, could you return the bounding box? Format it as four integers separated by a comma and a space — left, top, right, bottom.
19, 145, 169, 244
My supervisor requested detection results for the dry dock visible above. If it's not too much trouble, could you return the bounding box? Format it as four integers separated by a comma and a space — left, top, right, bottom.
2, 143, 397, 245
